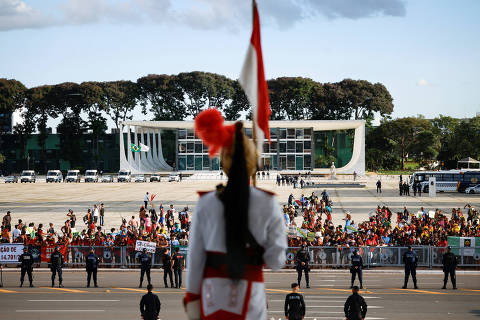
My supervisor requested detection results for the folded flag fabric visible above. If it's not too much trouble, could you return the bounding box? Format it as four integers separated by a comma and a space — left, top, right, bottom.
131, 143, 150, 152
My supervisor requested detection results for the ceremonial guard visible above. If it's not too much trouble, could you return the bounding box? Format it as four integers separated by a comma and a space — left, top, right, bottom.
350, 249, 363, 289
184, 109, 287, 319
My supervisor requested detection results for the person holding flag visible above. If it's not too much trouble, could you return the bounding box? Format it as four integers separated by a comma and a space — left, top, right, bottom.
184, 4, 286, 318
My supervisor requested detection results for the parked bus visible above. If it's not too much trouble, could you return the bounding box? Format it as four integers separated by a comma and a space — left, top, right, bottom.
410, 170, 480, 193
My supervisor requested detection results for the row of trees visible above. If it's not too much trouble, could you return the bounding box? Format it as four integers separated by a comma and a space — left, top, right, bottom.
366, 115, 480, 171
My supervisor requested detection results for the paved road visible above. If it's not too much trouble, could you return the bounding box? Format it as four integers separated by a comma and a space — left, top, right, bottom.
0, 270, 479, 320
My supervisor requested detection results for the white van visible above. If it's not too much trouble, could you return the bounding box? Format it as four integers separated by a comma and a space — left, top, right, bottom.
117, 169, 132, 182
84, 170, 99, 183
46, 170, 63, 183
20, 170, 36, 183
65, 170, 81, 183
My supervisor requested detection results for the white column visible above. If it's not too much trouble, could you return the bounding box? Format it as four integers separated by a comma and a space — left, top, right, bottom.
134, 126, 140, 170
127, 124, 132, 164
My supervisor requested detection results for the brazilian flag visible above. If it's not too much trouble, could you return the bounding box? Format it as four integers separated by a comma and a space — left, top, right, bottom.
131, 143, 140, 152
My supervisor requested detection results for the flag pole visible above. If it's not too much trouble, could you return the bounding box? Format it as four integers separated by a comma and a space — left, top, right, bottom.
251, 0, 258, 187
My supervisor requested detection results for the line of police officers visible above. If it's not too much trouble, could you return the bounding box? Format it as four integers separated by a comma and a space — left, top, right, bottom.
294, 245, 458, 290
17, 246, 185, 289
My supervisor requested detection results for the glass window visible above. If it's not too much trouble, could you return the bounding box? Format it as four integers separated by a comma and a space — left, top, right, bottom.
187, 155, 194, 169
270, 141, 278, 152
287, 141, 295, 152
187, 142, 194, 153
280, 129, 287, 139
187, 129, 195, 139
279, 156, 287, 170
304, 128, 312, 139
279, 142, 286, 153
296, 156, 303, 170
178, 156, 186, 170
304, 154, 311, 170
296, 129, 304, 139
296, 142, 303, 153
271, 155, 278, 170
195, 142, 202, 153
245, 128, 253, 138
203, 143, 208, 153
287, 128, 295, 139
178, 129, 186, 139
212, 157, 220, 170
270, 128, 278, 139
195, 156, 202, 170
203, 155, 210, 169
263, 142, 269, 154
178, 143, 186, 153
287, 155, 295, 169
304, 141, 311, 151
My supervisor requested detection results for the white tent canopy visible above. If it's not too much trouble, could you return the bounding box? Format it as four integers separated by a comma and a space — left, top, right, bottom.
457, 157, 480, 169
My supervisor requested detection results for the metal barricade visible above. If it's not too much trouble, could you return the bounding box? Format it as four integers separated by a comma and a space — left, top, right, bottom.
68, 246, 124, 267
431, 247, 480, 267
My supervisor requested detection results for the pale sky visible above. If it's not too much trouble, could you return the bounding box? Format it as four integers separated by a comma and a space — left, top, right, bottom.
1, 0, 479, 129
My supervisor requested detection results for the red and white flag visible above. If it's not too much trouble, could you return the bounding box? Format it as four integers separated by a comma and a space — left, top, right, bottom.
239, 0, 271, 155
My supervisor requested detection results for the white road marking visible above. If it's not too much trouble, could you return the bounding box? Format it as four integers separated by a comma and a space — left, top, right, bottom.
16, 310, 105, 312
27, 300, 120, 302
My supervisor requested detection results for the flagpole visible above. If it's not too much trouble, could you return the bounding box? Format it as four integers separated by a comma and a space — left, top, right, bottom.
251, 0, 258, 187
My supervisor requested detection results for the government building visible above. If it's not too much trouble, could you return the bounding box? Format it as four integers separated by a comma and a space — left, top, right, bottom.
119, 120, 365, 175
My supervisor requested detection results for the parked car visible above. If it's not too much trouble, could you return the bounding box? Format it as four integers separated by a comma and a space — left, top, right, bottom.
465, 184, 480, 194
134, 174, 146, 182
150, 174, 161, 182
168, 173, 180, 182
117, 169, 132, 182
5, 176, 18, 183
101, 175, 113, 183
65, 170, 81, 183
46, 170, 63, 183
84, 170, 99, 183
20, 170, 36, 183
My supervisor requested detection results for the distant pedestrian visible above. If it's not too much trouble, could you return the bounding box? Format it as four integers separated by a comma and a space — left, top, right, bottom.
86, 248, 99, 287
18, 247, 34, 287
376, 180, 382, 193
162, 248, 174, 288
350, 249, 363, 289
49, 247, 64, 288
99, 203, 105, 226
172, 247, 185, 288
402, 246, 418, 289
144, 192, 149, 209
418, 184, 422, 197
139, 248, 152, 288
344, 286, 367, 320
413, 182, 417, 196
140, 284, 161, 320
399, 181, 403, 196
284, 283, 306, 320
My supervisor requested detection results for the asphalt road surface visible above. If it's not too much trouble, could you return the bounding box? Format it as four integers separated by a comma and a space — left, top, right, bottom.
0, 270, 479, 320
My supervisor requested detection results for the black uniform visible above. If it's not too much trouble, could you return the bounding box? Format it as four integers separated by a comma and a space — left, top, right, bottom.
162, 253, 174, 288
284, 292, 306, 320
18, 251, 34, 287
50, 250, 64, 287
140, 292, 161, 320
442, 251, 457, 289
344, 292, 367, 320
172, 251, 185, 288
295, 247, 310, 288
86, 252, 99, 287
402, 249, 418, 288
139, 252, 152, 287
350, 253, 363, 288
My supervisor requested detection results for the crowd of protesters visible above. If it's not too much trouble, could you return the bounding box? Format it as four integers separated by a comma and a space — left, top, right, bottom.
2, 189, 480, 254
284, 191, 480, 248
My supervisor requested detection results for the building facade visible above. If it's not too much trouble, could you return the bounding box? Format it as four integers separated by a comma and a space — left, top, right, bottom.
120, 120, 365, 175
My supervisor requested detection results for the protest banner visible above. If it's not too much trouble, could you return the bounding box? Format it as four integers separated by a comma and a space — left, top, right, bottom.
41, 245, 68, 262
0, 243, 24, 263
135, 240, 157, 253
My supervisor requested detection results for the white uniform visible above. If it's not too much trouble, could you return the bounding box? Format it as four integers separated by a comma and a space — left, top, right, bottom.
185, 186, 287, 320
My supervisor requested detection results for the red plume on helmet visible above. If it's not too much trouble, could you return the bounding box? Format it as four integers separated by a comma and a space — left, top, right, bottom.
194, 108, 236, 157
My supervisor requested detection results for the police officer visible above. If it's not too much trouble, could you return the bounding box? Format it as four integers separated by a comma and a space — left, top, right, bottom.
284, 283, 306, 320
140, 284, 161, 320
86, 248, 99, 288
295, 244, 310, 288
350, 249, 363, 289
172, 247, 185, 289
344, 286, 367, 320
442, 246, 457, 289
50, 247, 64, 288
402, 246, 418, 289
18, 247, 34, 287
139, 248, 152, 288
162, 248, 174, 288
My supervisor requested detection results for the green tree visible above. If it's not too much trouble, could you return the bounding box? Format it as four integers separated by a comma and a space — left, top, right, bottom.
137, 74, 186, 121
0, 78, 27, 112
225, 80, 249, 120
101, 81, 138, 129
